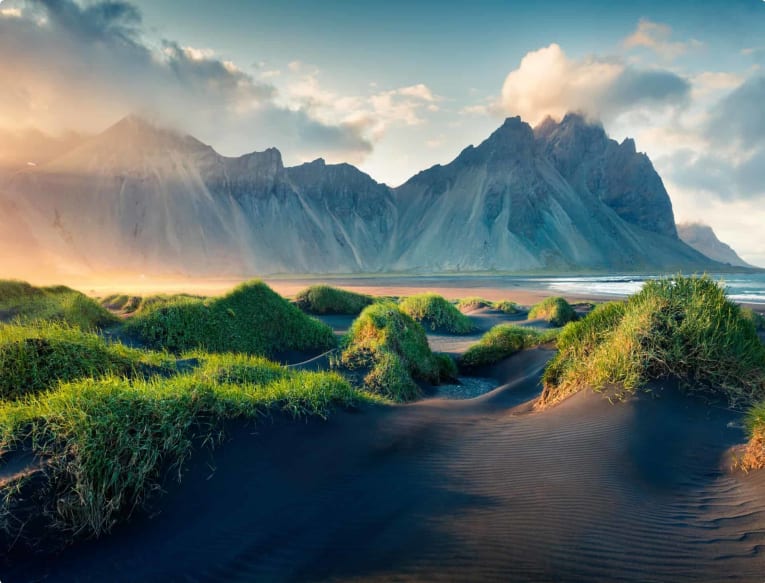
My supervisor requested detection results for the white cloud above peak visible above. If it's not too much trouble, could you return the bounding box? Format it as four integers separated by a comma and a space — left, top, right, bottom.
497, 43, 689, 125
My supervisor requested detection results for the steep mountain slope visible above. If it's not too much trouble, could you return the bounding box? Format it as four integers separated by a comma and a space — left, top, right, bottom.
535, 113, 677, 237
677, 222, 752, 267
0, 116, 395, 275
0, 114, 719, 277
392, 116, 709, 272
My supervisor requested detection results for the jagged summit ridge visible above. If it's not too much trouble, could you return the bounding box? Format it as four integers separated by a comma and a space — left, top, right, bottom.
0, 113, 719, 276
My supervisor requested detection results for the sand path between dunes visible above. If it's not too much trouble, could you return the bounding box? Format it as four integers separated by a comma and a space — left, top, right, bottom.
6, 346, 765, 583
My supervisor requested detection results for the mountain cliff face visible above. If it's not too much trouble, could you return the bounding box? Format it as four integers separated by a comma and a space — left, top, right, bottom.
677, 222, 752, 268
392, 116, 705, 272
0, 116, 394, 275
0, 114, 717, 277
535, 113, 677, 238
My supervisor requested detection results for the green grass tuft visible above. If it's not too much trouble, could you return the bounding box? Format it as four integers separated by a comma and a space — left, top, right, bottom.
0, 322, 173, 400
494, 300, 520, 314
528, 296, 576, 327
184, 351, 289, 385
461, 324, 557, 368
456, 297, 494, 312
399, 293, 475, 334
742, 307, 765, 333
341, 302, 454, 401
0, 280, 117, 331
295, 285, 373, 315
541, 276, 765, 407
741, 402, 765, 471
126, 280, 336, 356
0, 369, 366, 540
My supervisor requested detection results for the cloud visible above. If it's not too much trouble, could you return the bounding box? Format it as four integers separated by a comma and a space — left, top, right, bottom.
0, 0, 373, 163
278, 64, 441, 145
707, 75, 765, 147
623, 19, 702, 61
653, 75, 765, 203
497, 43, 690, 125
0, 6, 23, 17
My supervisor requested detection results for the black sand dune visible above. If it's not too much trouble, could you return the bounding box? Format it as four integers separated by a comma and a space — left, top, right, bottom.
4, 346, 765, 582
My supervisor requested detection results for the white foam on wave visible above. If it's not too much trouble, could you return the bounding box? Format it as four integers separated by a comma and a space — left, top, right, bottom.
538, 274, 765, 304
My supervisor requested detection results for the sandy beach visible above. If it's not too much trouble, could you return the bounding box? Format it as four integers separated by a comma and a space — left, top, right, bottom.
73, 274, 765, 313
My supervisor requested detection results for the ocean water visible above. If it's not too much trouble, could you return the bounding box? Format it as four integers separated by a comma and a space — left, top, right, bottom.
534, 273, 765, 305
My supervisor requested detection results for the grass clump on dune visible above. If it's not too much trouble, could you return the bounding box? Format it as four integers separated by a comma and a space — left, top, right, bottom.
341, 302, 455, 401
101, 293, 205, 317
742, 307, 765, 333
184, 351, 289, 385
295, 285, 373, 315
528, 296, 576, 326
456, 297, 519, 314
495, 300, 520, 314
399, 293, 475, 334
456, 297, 494, 312
0, 369, 365, 541
461, 325, 557, 368
126, 280, 336, 357
739, 403, 765, 471
541, 276, 765, 407
0, 280, 117, 331
0, 322, 173, 400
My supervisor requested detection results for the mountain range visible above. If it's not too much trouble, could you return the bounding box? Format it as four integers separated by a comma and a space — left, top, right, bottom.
0, 113, 745, 278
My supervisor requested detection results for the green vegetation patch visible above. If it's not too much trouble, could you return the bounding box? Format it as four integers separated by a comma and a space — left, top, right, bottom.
528, 296, 576, 326
456, 297, 519, 314
461, 324, 558, 368
456, 297, 494, 312
0, 280, 117, 331
740, 402, 765, 471
399, 293, 475, 334
185, 351, 289, 385
102, 293, 205, 317
295, 285, 373, 315
494, 300, 520, 314
126, 280, 336, 356
0, 369, 366, 540
541, 276, 765, 407
742, 307, 765, 333
0, 322, 173, 400
341, 302, 455, 401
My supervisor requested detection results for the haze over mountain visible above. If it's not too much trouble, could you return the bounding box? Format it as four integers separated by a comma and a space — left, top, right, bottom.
677, 222, 753, 268
0, 113, 722, 279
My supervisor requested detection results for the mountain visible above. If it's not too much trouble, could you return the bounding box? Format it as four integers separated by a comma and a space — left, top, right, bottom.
535, 113, 677, 238
677, 222, 752, 268
391, 115, 706, 271
0, 116, 394, 275
0, 114, 721, 278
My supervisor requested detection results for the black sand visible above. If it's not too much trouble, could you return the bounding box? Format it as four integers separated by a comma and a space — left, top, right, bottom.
4, 344, 765, 582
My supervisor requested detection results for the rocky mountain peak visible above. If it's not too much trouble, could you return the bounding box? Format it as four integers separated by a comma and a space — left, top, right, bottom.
535, 113, 677, 238
99, 115, 205, 151
0, 112, 718, 278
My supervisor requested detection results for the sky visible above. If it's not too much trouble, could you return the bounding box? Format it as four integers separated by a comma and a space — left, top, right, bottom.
1, 0, 765, 263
